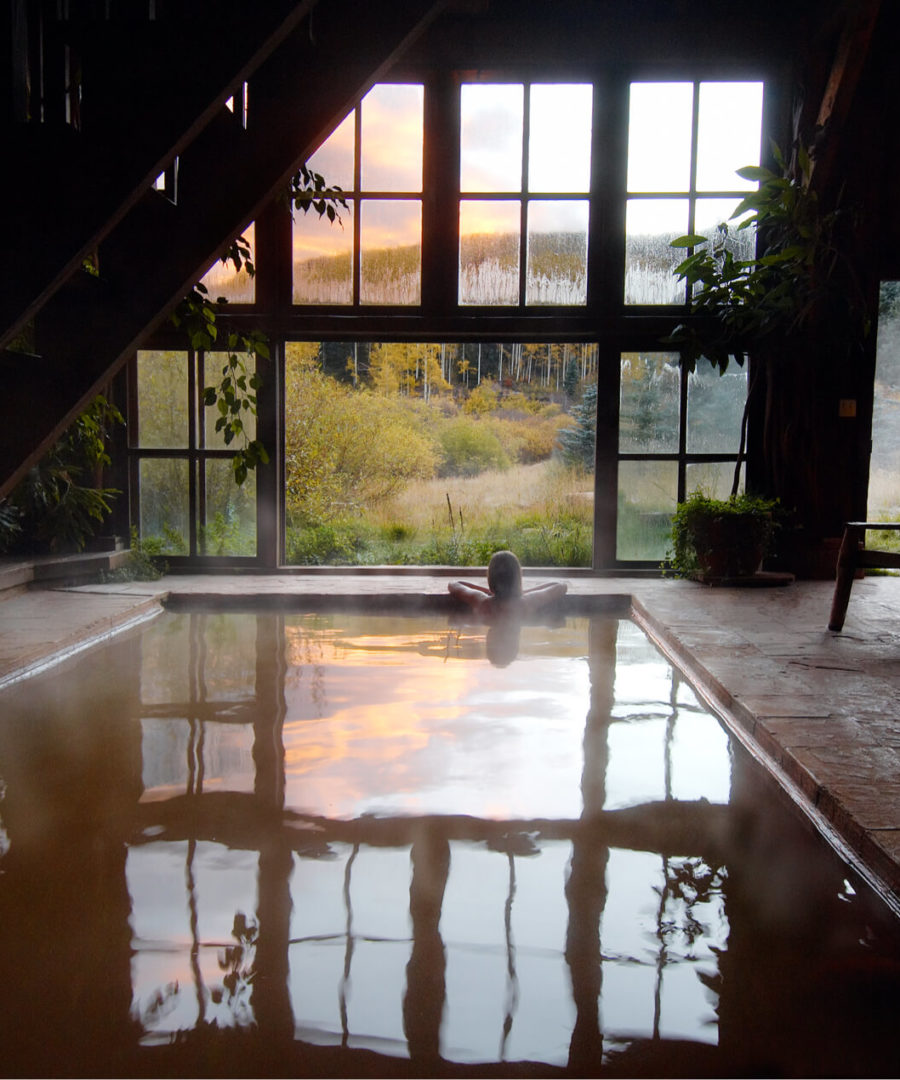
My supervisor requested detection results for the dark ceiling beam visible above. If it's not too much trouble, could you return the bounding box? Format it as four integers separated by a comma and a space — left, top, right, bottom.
0, 0, 446, 500
807, 0, 882, 191
0, 1, 314, 352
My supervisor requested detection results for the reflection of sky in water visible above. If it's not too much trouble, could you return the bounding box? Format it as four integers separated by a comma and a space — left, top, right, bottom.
276, 616, 730, 819
124, 613, 734, 1058
0, 608, 877, 1071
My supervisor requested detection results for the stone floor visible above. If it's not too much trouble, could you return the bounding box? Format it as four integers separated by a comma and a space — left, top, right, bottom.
2, 565, 900, 909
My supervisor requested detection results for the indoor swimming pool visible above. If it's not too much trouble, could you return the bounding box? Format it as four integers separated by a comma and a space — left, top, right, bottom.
0, 609, 898, 1077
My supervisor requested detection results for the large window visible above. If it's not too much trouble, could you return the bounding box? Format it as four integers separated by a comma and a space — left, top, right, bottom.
283, 340, 597, 567
293, 84, 424, 306
625, 81, 762, 305
459, 82, 593, 306
131, 71, 767, 569
131, 350, 258, 558
617, 353, 748, 561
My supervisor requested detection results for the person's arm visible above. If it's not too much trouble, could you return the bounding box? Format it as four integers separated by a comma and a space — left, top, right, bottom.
448, 580, 493, 610
519, 581, 567, 613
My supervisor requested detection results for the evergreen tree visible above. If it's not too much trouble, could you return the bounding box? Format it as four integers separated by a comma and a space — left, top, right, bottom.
558, 381, 597, 470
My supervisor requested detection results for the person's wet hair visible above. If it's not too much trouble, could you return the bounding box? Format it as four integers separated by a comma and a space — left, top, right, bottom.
487, 550, 523, 600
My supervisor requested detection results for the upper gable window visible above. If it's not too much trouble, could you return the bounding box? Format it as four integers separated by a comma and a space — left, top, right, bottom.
293, 83, 424, 306
624, 80, 763, 305
459, 82, 593, 306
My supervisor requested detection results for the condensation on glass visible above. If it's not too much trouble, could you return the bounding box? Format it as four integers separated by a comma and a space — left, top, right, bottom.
619, 351, 681, 454
293, 84, 423, 307
200, 222, 256, 304
616, 350, 748, 560
866, 282, 900, 542
138, 457, 189, 553
616, 458, 678, 561
459, 82, 593, 307
459, 200, 520, 306
360, 199, 422, 305
204, 353, 257, 448
136, 351, 189, 449
686, 359, 747, 454
625, 81, 763, 305
202, 460, 257, 556
133, 350, 258, 557
292, 202, 354, 305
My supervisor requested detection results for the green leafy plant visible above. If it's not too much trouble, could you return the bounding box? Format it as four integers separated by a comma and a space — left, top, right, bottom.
290, 164, 348, 224
171, 166, 347, 487
665, 142, 866, 500
100, 527, 168, 581
666, 490, 778, 580
1, 395, 124, 554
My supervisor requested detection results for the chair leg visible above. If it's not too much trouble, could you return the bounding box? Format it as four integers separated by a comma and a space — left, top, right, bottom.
828, 526, 862, 631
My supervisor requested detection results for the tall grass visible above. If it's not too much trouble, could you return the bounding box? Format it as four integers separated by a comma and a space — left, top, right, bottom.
285, 460, 594, 566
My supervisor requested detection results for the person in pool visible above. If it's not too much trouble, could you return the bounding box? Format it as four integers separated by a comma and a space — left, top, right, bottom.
448, 549, 567, 617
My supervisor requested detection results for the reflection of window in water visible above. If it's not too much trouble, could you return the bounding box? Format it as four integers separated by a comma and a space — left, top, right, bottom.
126, 612, 738, 1059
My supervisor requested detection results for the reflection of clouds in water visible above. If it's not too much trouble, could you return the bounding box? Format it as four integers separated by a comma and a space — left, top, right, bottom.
280, 645, 592, 821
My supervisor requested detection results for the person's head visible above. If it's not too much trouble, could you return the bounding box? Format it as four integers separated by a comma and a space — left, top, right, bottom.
487, 550, 523, 600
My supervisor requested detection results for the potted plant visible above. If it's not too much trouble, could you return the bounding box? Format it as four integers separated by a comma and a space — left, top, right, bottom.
667, 490, 779, 582
665, 143, 868, 571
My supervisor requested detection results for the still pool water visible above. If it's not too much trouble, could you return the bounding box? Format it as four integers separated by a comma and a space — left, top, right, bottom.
0, 610, 899, 1077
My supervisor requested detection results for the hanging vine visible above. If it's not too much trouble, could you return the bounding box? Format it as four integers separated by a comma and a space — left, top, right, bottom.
171, 167, 347, 485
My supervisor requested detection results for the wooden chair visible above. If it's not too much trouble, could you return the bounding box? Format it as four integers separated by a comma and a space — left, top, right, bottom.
828, 522, 900, 631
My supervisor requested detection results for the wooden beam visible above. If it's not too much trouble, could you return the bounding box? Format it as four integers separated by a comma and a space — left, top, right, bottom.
0, 0, 446, 499
808, 0, 882, 189
0, 2, 315, 352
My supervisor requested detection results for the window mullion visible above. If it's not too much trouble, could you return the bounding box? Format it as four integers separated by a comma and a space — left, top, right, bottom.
189, 349, 200, 557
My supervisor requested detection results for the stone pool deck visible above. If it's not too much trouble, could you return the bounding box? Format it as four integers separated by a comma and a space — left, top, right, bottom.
2, 564, 900, 909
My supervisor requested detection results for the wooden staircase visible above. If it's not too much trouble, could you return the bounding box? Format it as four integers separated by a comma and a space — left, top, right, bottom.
1, 0, 444, 499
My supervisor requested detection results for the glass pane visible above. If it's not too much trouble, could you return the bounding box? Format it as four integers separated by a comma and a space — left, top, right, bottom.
686, 461, 744, 499
459, 200, 520, 305
617, 460, 677, 560
136, 350, 188, 448
868, 282, 900, 527
204, 353, 257, 448
619, 352, 680, 453
360, 200, 422, 305
624, 199, 688, 304
627, 82, 693, 193
686, 359, 747, 453
200, 222, 255, 304
526, 200, 588, 305
293, 200, 354, 305
460, 84, 524, 192
139, 457, 189, 553
308, 110, 355, 190
695, 198, 756, 263
283, 340, 594, 567
361, 83, 423, 192
528, 84, 592, 193
202, 460, 257, 556
696, 82, 763, 192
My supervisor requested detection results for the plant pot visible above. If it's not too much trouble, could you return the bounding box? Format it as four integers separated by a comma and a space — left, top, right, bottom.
691, 513, 771, 582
